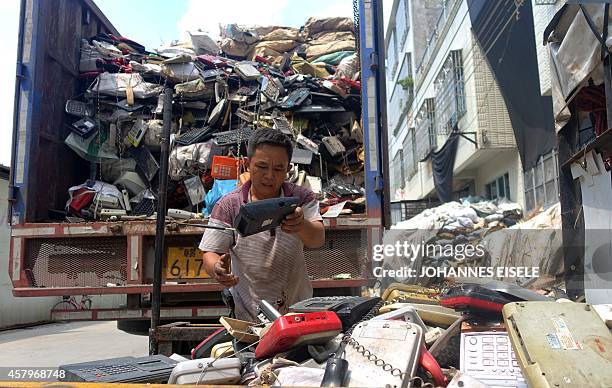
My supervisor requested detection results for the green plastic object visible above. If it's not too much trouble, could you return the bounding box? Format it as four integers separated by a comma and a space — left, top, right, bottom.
503, 301, 612, 388
311, 51, 354, 65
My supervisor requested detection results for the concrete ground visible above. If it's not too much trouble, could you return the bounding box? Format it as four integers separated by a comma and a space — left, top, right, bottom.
0, 321, 149, 368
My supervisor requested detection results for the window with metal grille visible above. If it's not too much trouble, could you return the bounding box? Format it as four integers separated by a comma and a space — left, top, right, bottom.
403, 128, 417, 179
391, 53, 414, 135
453, 50, 466, 118
524, 150, 559, 212
415, 98, 436, 160
392, 152, 402, 196
389, 83, 402, 132
396, 0, 410, 49
486, 173, 511, 201
386, 29, 398, 79
399, 149, 405, 188
434, 50, 466, 135
397, 53, 414, 106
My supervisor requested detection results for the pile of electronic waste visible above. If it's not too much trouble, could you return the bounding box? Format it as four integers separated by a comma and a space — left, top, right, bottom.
383, 199, 566, 289
63, 17, 365, 222
58, 282, 612, 387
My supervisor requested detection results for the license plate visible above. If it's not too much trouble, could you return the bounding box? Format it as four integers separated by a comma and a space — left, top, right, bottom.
166, 247, 209, 279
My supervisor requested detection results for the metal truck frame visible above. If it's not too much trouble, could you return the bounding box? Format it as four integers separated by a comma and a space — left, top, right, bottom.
7, 0, 390, 322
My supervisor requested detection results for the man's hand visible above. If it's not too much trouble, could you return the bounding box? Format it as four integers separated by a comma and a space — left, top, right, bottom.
281, 206, 305, 234
212, 253, 239, 287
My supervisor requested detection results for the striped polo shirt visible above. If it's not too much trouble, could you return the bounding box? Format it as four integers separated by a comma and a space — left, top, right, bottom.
199, 180, 323, 321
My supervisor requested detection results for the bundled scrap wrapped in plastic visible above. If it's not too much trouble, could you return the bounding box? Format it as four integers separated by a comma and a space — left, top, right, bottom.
382, 198, 561, 289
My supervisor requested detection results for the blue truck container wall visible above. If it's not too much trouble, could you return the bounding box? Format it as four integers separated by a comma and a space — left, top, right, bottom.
10, 0, 119, 225
359, 0, 390, 230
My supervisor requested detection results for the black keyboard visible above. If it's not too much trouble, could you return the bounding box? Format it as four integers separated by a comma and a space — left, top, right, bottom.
213, 128, 253, 146
131, 198, 155, 217
237, 84, 260, 96
175, 127, 215, 146
273, 115, 294, 135
280, 88, 310, 109
133, 147, 159, 182
60, 355, 177, 383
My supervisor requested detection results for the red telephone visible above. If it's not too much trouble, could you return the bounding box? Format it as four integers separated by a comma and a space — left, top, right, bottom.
255, 311, 342, 359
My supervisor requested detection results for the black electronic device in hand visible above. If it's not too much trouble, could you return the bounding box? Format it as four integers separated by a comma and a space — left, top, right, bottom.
233, 197, 299, 237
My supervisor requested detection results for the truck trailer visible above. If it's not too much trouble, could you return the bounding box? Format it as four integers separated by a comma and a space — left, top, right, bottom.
7, 0, 390, 325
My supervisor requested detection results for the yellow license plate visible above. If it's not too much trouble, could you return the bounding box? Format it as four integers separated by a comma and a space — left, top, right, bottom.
166, 247, 209, 279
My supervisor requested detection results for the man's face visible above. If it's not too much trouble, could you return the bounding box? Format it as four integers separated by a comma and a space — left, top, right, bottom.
246, 144, 290, 199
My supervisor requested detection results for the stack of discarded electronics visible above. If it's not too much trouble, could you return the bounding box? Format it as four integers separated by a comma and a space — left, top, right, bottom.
63, 17, 364, 222
59, 282, 612, 387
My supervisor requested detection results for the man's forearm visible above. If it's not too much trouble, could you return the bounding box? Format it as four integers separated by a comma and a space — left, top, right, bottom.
297, 220, 325, 248
203, 251, 221, 277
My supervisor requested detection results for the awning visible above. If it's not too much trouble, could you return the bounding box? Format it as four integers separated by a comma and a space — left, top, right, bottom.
544, 3, 612, 131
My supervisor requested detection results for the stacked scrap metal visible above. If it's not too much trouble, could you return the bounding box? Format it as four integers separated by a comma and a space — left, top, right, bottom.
382, 198, 527, 288
63, 18, 364, 221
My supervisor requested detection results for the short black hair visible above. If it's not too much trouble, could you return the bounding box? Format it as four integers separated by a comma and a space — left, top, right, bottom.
247, 128, 293, 161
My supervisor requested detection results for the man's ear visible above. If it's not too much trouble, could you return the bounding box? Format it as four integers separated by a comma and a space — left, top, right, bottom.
244, 157, 250, 172
286, 163, 293, 173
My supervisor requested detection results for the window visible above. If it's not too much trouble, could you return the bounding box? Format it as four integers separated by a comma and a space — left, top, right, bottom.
411, 128, 417, 173
392, 152, 402, 196
403, 128, 417, 179
389, 83, 401, 132
486, 173, 511, 200
397, 53, 414, 106
399, 149, 405, 188
426, 99, 436, 150
524, 169, 534, 211
396, 0, 411, 49
434, 50, 466, 135
452, 50, 466, 117
386, 29, 398, 78
415, 98, 436, 160
577, 111, 596, 149
524, 150, 559, 212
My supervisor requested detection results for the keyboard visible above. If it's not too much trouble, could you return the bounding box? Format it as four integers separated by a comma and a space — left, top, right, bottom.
175, 127, 215, 146
65, 100, 93, 117
133, 146, 159, 182
236, 108, 256, 123
280, 88, 310, 109
213, 128, 253, 146
131, 198, 155, 217
199, 68, 224, 81
60, 355, 177, 383
262, 77, 280, 101
273, 115, 294, 135
237, 84, 260, 96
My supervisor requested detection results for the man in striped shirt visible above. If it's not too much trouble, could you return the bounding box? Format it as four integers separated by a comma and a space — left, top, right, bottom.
199, 129, 325, 321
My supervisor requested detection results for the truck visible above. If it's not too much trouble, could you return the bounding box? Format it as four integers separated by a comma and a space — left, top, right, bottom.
7, 0, 390, 328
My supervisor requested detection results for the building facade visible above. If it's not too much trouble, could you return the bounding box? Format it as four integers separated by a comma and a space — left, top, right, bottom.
522, 0, 565, 212
385, 0, 525, 209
